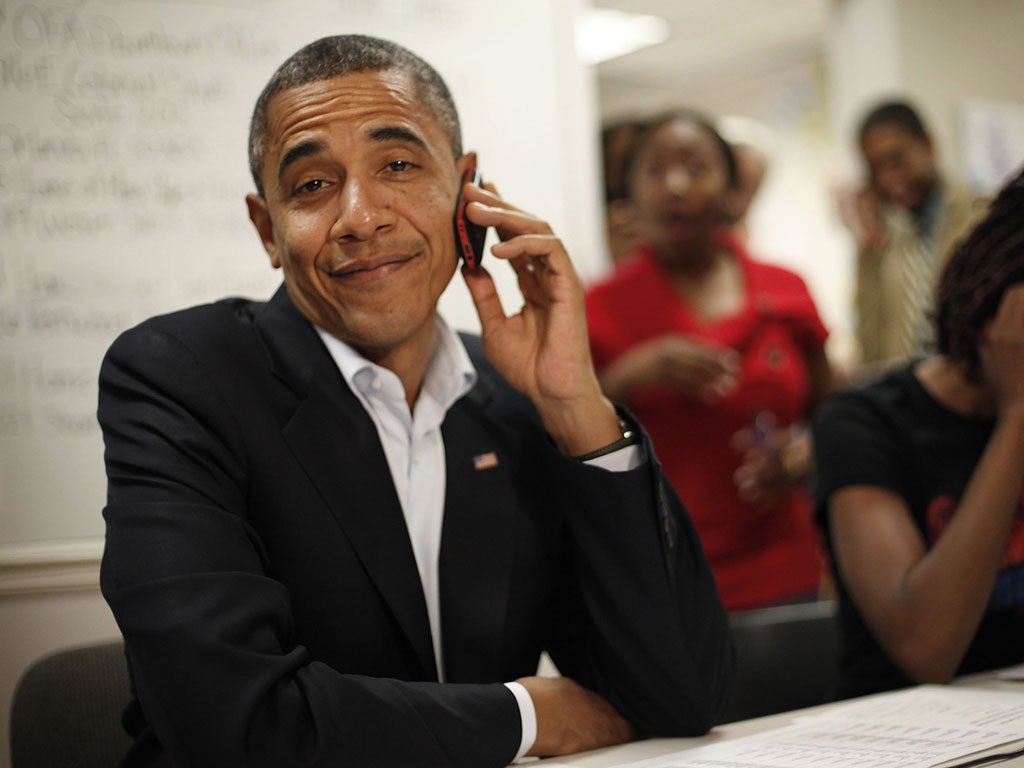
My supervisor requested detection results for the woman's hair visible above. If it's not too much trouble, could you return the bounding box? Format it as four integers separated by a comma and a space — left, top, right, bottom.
601, 117, 647, 204
935, 166, 1024, 380
623, 108, 739, 197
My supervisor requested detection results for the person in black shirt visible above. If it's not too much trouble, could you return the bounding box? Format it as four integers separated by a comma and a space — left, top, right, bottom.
813, 166, 1024, 699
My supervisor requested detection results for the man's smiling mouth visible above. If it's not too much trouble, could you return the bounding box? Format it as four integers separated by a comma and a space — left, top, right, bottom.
327, 253, 418, 284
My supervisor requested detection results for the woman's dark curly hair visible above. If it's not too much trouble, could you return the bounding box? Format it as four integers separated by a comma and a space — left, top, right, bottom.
936, 165, 1024, 382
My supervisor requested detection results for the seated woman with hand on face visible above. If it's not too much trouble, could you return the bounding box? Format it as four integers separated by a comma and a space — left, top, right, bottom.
813, 166, 1024, 699
586, 109, 833, 612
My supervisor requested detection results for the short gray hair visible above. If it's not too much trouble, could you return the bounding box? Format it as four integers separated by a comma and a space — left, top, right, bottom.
248, 34, 463, 196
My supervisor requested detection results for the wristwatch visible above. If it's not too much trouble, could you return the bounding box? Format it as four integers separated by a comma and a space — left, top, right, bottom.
573, 416, 638, 462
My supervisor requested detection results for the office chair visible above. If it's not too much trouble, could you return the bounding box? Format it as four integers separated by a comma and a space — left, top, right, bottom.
722, 599, 839, 723
9, 639, 132, 768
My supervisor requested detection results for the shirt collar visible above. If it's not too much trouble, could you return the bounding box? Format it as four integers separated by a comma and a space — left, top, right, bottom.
912, 183, 944, 240
315, 317, 478, 414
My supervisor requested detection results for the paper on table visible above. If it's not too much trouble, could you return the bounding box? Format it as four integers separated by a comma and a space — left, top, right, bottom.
813, 684, 1024, 730
606, 686, 1024, 768
994, 664, 1024, 682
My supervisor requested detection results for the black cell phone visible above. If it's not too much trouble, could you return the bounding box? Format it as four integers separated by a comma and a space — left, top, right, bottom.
454, 164, 487, 270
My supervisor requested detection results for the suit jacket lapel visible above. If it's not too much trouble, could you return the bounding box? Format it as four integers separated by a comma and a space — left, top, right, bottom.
254, 287, 438, 681
438, 359, 517, 683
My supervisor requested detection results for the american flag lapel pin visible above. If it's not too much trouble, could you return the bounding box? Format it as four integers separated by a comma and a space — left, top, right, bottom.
473, 451, 499, 470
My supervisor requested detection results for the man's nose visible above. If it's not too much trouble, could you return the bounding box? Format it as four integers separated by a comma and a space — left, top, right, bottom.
330, 177, 392, 241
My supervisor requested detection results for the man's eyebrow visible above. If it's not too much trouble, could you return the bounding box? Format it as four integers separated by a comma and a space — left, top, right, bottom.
275, 127, 429, 184
277, 139, 326, 183
368, 125, 428, 149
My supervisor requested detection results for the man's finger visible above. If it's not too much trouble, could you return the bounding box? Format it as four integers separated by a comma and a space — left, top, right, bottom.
490, 235, 576, 284
461, 264, 508, 331
465, 199, 551, 240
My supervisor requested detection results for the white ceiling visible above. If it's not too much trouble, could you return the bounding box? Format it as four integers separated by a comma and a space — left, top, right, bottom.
592, 0, 831, 121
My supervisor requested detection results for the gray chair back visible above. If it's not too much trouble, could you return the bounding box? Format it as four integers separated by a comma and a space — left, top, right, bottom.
9, 640, 132, 768
723, 599, 839, 723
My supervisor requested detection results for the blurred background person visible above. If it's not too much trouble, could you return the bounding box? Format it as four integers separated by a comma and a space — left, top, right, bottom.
601, 118, 646, 265
586, 109, 834, 612
844, 99, 987, 378
813, 166, 1024, 700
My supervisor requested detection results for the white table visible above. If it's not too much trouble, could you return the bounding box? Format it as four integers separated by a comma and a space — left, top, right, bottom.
528, 669, 1024, 767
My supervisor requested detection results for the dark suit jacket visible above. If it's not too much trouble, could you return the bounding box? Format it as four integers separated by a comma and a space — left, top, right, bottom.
98, 286, 732, 767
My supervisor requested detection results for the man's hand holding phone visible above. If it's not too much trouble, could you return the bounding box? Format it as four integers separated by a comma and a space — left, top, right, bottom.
459, 177, 622, 459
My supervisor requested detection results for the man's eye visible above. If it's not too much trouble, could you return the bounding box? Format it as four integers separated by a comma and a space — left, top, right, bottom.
298, 179, 326, 194
387, 160, 412, 172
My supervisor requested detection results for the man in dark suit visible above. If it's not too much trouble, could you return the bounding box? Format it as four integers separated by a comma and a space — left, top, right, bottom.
98, 34, 732, 767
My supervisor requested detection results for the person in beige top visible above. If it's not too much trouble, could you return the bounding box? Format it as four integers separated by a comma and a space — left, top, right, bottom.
849, 100, 985, 377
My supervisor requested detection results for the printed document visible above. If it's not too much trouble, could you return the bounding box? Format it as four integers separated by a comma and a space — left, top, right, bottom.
592, 686, 1024, 768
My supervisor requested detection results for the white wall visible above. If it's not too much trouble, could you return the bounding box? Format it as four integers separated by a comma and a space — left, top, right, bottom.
827, 0, 1024, 194
896, 0, 1024, 188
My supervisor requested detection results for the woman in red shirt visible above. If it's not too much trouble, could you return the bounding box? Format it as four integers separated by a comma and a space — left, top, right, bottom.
586, 110, 834, 611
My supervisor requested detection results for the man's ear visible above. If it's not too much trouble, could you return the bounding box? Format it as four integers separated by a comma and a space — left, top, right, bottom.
246, 193, 281, 269
455, 151, 478, 185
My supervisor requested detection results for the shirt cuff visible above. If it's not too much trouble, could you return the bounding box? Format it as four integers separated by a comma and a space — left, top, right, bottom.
584, 443, 644, 472
503, 681, 537, 761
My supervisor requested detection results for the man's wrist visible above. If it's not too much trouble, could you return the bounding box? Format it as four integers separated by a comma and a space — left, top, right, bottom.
538, 394, 621, 457
504, 681, 537, 761
573, 417, 638, 462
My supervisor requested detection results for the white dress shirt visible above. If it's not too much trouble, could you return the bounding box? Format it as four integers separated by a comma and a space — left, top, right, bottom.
317, 318, 640, 761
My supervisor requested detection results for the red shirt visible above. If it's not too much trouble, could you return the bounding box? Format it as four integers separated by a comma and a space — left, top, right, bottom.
586, 239, 828, 610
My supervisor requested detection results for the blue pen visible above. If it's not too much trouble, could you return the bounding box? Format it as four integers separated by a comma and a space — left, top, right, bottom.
752, 411, 774, 448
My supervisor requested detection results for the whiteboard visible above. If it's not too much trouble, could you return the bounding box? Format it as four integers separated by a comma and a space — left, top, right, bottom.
960, 98, 1024, 194
0, 0, 602, 546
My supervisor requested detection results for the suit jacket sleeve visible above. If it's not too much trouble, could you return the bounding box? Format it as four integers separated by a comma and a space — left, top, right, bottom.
541, 415, 735, 735
98, 320, 521, 768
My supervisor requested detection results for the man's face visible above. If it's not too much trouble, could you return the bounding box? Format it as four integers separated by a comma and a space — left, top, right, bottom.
247, 69, 470, 358
860, 123, 938, 212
